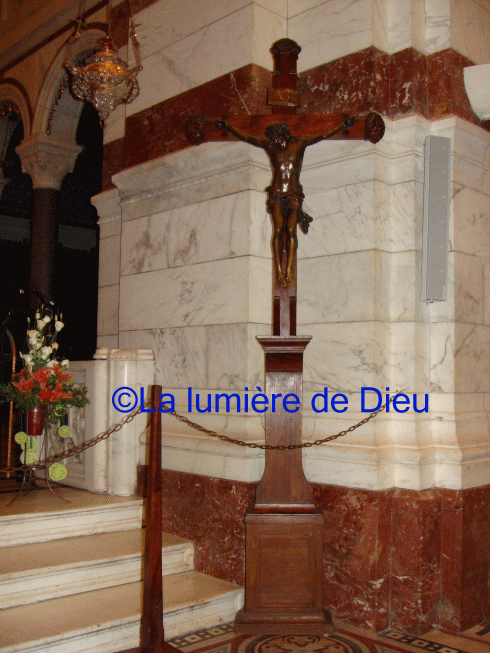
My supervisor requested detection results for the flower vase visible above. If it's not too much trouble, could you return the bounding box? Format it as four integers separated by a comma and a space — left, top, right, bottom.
26, 405, 47, 437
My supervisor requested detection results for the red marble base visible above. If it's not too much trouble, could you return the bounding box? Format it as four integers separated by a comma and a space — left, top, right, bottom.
154, 468, 490, 635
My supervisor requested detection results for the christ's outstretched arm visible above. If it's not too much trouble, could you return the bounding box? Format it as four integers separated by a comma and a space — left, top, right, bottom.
301, 116, 356, 147
214, 119, 268, 149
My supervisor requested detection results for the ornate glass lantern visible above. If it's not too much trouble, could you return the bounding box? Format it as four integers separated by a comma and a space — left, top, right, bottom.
64, 2, 142, 125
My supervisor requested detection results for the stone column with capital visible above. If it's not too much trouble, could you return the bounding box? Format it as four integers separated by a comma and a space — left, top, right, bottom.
16, 135, 82, 303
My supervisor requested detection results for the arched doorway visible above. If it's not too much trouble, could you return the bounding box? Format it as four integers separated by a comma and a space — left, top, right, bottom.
0, 42, 104, 472
0, 102, 102, 362
53, 100, 102, 361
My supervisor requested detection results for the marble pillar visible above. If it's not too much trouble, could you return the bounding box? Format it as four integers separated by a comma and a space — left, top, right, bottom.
67, 348, 155, 495
93, 347, 155, 496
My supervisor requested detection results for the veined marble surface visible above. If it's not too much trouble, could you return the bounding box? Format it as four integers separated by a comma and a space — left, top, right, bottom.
113, 141, 270, 218
103, 0, 490, 148
429, 251, 484, 324
94, 111, 490, 491
286, 0, 490, 69
119, 323, 266, 390
98, 285, 119, 337
132, 0, 286, 59
425, 0, 452, 53
92, 188, 121, 239
127, 3, 284, 116
298, 180, 421, 257
290, 0, 372, 72
120, 191, 270, 276
298, 249, 419, 324
150, 433, 264, 483
119, 256, 271, 331
451, 0, 490, 65
426, 0, 490, 63
99, 235, 121, 288
69, 350, 155, 495
430, 322, 490, 394
300, 321, 430, 394
452, 185, 490, 258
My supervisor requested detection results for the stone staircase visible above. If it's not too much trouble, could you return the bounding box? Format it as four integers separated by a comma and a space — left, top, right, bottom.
0, 489, 243, 653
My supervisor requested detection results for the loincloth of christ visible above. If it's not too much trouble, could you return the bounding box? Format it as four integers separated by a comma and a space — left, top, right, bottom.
266, 185, 313, 234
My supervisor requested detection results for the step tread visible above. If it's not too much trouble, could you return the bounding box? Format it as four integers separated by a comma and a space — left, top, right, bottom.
0, 572, 242, 650
0, 490, 144, 548
0, 490, 142, 523
0, 530, 191, 579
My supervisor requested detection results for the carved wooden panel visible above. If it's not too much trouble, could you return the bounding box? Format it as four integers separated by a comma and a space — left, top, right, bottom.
248, 522, 321, 611
236, 513, 332, 634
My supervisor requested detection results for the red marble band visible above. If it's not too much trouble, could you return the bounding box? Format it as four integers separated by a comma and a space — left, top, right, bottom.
102, 46, 488, 190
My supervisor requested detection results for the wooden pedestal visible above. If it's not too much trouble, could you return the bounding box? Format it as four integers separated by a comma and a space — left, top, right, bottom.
235, 336, 332, 635
235, 513, 332, 634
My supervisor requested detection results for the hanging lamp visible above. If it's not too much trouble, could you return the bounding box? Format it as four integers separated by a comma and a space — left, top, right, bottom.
64, 0, 142, 124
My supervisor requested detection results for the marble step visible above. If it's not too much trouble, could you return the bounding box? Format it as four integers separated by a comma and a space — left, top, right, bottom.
0, 494, 143, 547
0, 571, 244, 653
0, 530, 194, 609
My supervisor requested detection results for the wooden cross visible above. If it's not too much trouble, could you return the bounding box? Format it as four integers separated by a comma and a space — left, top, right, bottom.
186, 39, 385, 635
186, 38, 384, 338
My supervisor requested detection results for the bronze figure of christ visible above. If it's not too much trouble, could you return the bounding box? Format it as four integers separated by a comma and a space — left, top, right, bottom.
214, 117, 355, 288
185, 38, 385, 298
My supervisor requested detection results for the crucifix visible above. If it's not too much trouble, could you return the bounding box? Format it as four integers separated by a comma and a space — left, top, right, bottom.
186, 39, 384, 635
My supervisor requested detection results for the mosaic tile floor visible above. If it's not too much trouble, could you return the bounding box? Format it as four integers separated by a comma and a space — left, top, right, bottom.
168, 620, 490, 653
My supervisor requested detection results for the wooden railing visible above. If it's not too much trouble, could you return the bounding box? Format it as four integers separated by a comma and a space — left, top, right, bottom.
119, 385, 181, 653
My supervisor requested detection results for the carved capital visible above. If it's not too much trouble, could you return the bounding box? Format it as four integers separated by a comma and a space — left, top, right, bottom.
16, 135, 83, 189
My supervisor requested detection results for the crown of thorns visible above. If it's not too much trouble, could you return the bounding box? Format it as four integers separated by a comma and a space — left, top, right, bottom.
265, 122, 291, 140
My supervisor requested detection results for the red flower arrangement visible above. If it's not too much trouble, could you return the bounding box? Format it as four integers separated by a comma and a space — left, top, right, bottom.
0, 308, 89, 426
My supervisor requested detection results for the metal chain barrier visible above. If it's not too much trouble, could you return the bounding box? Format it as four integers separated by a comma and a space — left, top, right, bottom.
0, 395, 394, 476
159, 396, 394, 450
0, 403, 148, 476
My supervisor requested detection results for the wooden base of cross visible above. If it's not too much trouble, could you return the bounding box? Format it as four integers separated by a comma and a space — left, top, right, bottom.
185, 37, 385, 636
235, 246, 332, 634
235, 333, 332, 635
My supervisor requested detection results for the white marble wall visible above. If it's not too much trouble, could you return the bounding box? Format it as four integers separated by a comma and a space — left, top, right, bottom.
298, 115, 490, 491
92, 0, 490, 491
290, 0, 490, 68
104, 0, 490, 145
426, 0, 490, 63
95, 112, 490, 491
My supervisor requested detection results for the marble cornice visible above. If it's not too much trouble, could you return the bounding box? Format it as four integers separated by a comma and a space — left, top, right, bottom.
99, 113, 490, 227
111, 140, 270, 218
117, 161, 266, 205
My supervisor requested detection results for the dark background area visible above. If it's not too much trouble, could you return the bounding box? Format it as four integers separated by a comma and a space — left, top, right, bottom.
0, 101, 102, 375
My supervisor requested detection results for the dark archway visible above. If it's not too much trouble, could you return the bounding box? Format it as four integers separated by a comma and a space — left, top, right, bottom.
0, 100, 102, 364
55, 101, 102, 361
